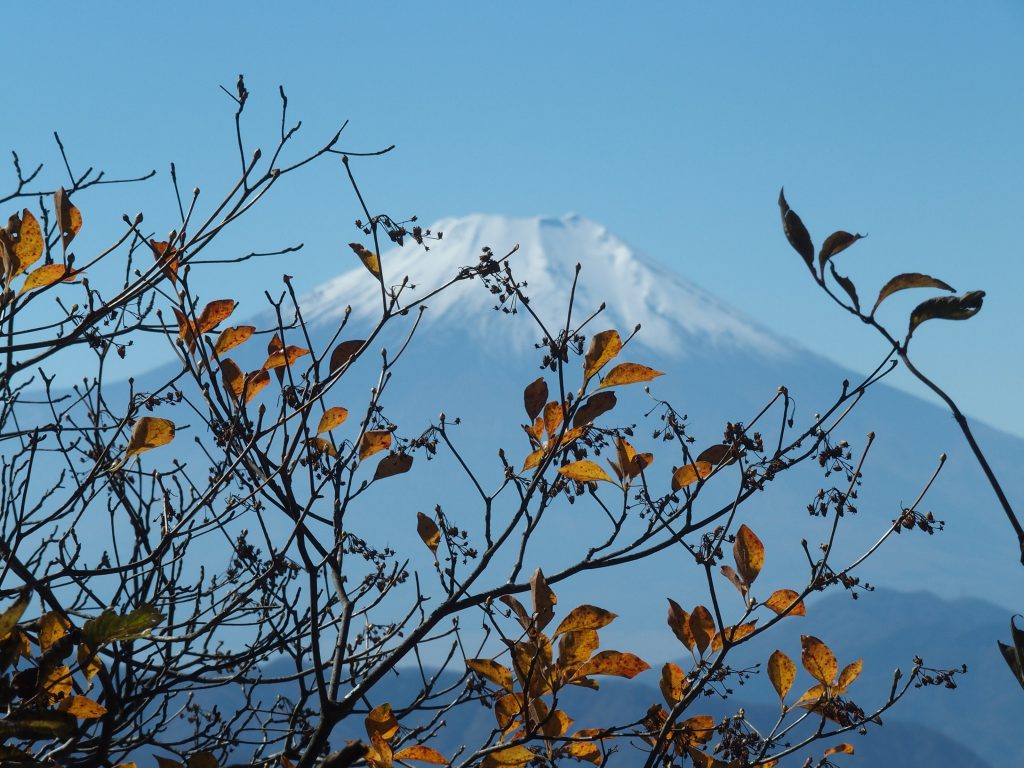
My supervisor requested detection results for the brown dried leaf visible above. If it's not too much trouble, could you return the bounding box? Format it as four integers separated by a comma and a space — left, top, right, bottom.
818, 230, 866, 272
542, 400, 565, 439
720, 565, 747, 597
733, 524, 764, 586
309, 438, 338, 458
778, 188, 814, 273
696, 444, 739, 467
150, 240, 179, 284
221, 359, 244, 397
243, 369, 270, 403
262, 345, 310, 370
523, 378, 548, 422
689, 606, 715, 656
531, 569, 557, 632
55, 187, 83, 252
660, 662, 688, 706
374, 452, 413, 480
572, 391, 616, 428
329, 339, 365, 374
666, 599, 695, 651
908, 290, 985, 337
575, 650, 651, 679
596, 363, 664, 390
872, 272, 955, 314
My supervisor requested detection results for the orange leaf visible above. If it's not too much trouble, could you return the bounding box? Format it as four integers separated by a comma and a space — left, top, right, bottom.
597, 363, 664, 390
9, 209, 44, 276
467, 658, 513, 691
552, 605, 617, 638
711, 622, 757, 653
494, 692, 524, 734
330, 339, 365, 374
55, 187, 82, 251
393, 745, 447, 765
733, 524, 764, 585
764, 589, 806, 617
59, 694, 107, 719
583, 330, 622, 382
19, 263, 75, 294
837, 659, 863, 692
481, 745, 536, 768
558, 460, 613, 484
374, 452, 413, 480
557, 628, 599, 669
801, 635, 838, 685
317, 407, 349, 434
262, 345, 310, 370
39, 611, 70, 652
416, 512, 440, 556
116, 417, 175, 468
671, 461, 712, 491
350, 242, 381, 277
666, 599, 695, 651
523, 378, 548, 422
542, 401, 564, 440
660, 662, 688, 706
677, 715, 715, 746
767, 650, 796, 701
195, 299, 236, 334
150, 239, 180, 284
575, 650, 651, 679
689, 606, 715, 656
243, 369, 270, 403
213, 325, 255, 355
794, 682, 827, 708
221, 358, 245, 397
521, 448, 544, 472
365, 702, 399, 744
566, 741, 602, 765
359, 430, 392, 460
824, 743, 855, 757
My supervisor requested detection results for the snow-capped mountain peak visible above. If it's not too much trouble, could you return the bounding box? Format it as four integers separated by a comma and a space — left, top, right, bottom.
300, 213, 790, 359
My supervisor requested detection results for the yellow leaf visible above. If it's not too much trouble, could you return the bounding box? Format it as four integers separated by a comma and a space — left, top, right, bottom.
466, 658, 513, 690
350, 242, 382, 277
689, 606, 715, 656
596, 363, 664, 390
494, 692, 524, 734
150, 239, 179, 284
39, 611, 70, 652
0, 590, 30, 641
677, 715, 715, 746
801, 635, 838, 685
660, 661, 688, 706
55, 187, 83, 252
125, 417, 176, 459
365, 702, 399, 744
837, 659, 863, 692
309, 438, 338, 458
114, 763, 138, 768
558, 460, 613, 484
793, 682, 827, 707
359, 430, 392, 460
583, 330, 622, 382
330, 339, 365, 374
317, 407, 349, 434
575, 650, 650, 679
19, 263, 73, 294
262, 345, 310, 370
767, 650, 796, 701
733, 524, 764, 586
521, 448, 543, 472
393, 745, 447, 764
542, 400, 564, 440
213, 325, 255, 355
78, 641, 103, 679
523, 377, 548, 422
567, 741, 602, 765
481, 745, 536, 767
710, 622, 757, 653
243, 369, 270, 403
824, 743, 855, 757
764, 589, 806, 617
552, 605, 617, 639
43, 664, 73, 700
9, 209, 44, 276
374, 452, 413, 480
557, 628, 599, 670
59, 694, 107, 719
416, 512, 440, 556
671, 462, 713, 491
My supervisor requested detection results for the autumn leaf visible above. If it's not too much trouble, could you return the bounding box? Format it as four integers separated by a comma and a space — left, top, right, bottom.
818, 230, 865, 273
557, 628, 599, 670
83, 605, 163, 648
542, 400, 565, 439
187, 753, 218, 768
871, 272, 955, 314
365, 702, 399, 744
0, 709, 77, 740
583, 330, 622, 382
523, 378, 548, 422
566, 741, 602, 765
767, 650, 796, 702
221, 359, 245, 397
330, 339, 365, 374
720, 565, 746, 597
466, 658, 513, 691
689, 606, 715, 656
55, 187, 83, 252
8, 209, 43, 276
243, 369, 270, 403
350, 242, 382, 277
552, 605, 617, 638
671, 462, 713, 492
59, 695, 107, 719
393, 745, 447, 765
764, 589, 806, 617
309, 438, 338, 458
660, 662, 688, 706
317, 407, 349, 434
733, 524, 764, 586
596, 363, 664, 390
801, 635, 838, 685
481, 745, 536, 768
908, 290, 985, 337
110, 417, 176, 471
666, 599, 695, 651
262, 345, 310, 370
710, 622, 757, 652
374, 452, 413, 480
837, 659, 863, 692
39, 612, 70, 652
696, 444, 739, 467
19, 263, 76, 295
195, 299, 236, 334
150, 240, 179, 284
42, 664, 73, 700
0, 590, 30, 641
677, 715, 715, 746
824, 743, 855, 757
521, 448, 543, 472
494, 692, 524, 734
558, 460, 613, 484
572, 391, 616, 428
778, 188, 814, 274
213, 325, 255, 355
531, 569, 557, 633
359, 431, 392, 460
415, 512, 440, 556
500, 595, 533, 633
575, 650, 651, 679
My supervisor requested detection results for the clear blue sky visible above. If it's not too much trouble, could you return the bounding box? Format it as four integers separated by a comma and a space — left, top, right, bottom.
6, 2, 1024, 436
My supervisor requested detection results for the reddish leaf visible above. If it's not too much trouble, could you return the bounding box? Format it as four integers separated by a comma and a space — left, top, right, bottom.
262, 345, 310, 370
150, 239, 179, 284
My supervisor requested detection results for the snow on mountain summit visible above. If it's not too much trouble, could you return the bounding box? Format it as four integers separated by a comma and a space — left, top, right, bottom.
301, 213, 790, 359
